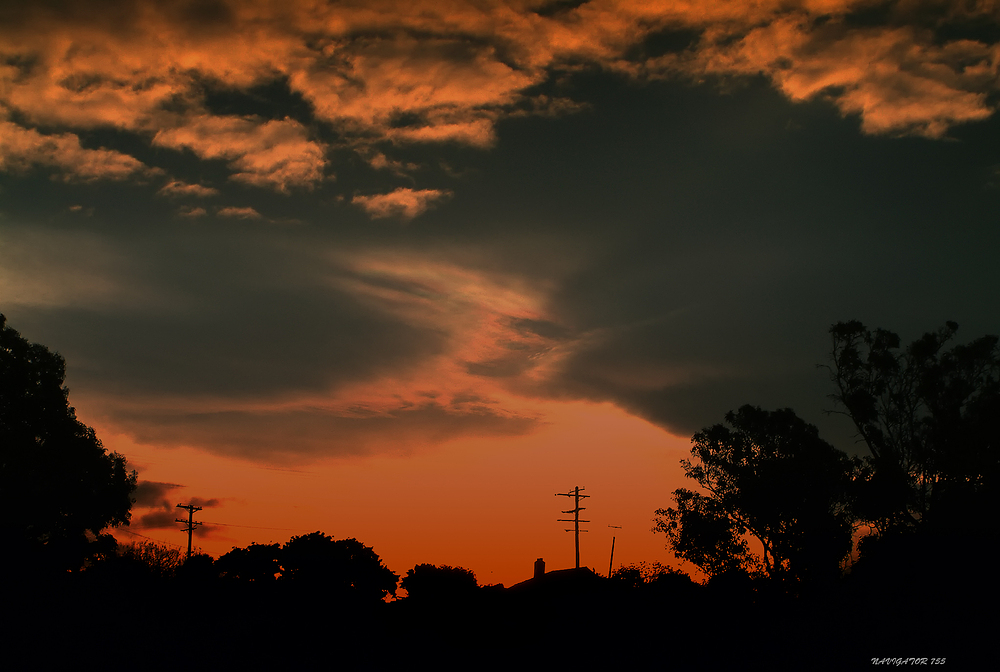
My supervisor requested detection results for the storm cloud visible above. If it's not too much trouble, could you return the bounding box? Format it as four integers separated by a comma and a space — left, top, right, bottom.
2, 0, 999, 463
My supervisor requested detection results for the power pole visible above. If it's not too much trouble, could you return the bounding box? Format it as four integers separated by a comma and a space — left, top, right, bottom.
556, 486, 590, 569
608, 524, 622, 578
175, 503, 203, 561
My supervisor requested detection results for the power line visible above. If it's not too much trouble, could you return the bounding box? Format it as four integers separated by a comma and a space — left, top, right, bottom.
118, 527, 185, 550
199, 521, 308, 532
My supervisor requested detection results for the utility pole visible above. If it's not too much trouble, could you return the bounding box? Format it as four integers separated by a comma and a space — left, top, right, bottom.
175, 503, 203, 561
556, 486, 590, 569
608, 524, 622, 578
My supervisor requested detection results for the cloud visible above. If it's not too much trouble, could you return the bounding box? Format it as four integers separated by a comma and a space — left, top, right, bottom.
133, 480, 183, 507
674, 14, 997, 137
136, 508, 182, 529
136, 495, 221, 529
110, 402, 539, 463
216, 206, 262, 219
2, 0, 997, 203
352, 188, 452, 220
158, 181, 219, 198
367, 152, 421, 174
0, 226, 156, 310
0, 121, 157, 182
5, 0, 1000, 465
178, 206, 208, 218
13, 241, 451, 403
153, 116, 327, 192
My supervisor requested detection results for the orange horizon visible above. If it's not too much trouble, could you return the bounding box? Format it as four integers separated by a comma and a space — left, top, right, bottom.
101, 400, 697, 588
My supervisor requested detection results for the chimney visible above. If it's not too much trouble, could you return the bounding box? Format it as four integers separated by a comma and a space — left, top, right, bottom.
534, 557, 545, 579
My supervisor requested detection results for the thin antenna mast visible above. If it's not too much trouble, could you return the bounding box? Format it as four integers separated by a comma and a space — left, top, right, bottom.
608, 524, 622, 577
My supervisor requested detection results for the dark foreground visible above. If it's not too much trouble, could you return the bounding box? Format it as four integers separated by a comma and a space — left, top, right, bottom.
4, 567, 994, 671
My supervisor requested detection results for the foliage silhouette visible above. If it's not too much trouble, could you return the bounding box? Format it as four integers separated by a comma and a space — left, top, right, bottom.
0, 314, 135, 572
827, 320, 1000, 537
177, 551, 216, 583
223, 531, 399, 601
654, 406, 855, 586
215, 542, 282, 583
118, 540, 184, 578
401, 563, 478, 600
87, 540, 184, 583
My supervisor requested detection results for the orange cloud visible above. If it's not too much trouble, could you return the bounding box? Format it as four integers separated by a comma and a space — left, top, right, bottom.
0, 120, 156, 182
352, 188, 453, 220
158, 181, 219, 198
217, 206, 262, 219
178, 206, 208, 218
153, 116, 326, 192
679, 14, 997, 137
2, 0, 994, 200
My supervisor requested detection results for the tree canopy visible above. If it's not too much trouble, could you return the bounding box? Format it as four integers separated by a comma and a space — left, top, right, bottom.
827, 320, 1000, 537
655, 406, 855, 586
0, 314, 135, 572
215, 542, 283, 583
216, 532, 399, 602
400, 563, 478, 600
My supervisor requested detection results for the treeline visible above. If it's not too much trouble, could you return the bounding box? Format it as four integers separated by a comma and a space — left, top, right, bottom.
86, 532, 486, 604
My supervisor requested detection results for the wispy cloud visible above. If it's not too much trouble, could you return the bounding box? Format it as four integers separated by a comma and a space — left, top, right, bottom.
178, 206, 208, 218
158, 181, 219, 198
352, 188, 452, 220
217, 206, 262, 219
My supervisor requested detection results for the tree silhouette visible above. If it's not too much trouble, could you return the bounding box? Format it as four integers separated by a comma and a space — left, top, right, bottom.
0, 314, 135, 572
215, 542, 282, 583
655, 406, 855, 586
90, 540, 183, 583
401, 563, 478, 600
827, 320, 1000, 536
280, 532, 398, 602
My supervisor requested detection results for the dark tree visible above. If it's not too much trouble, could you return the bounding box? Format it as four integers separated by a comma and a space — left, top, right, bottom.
654, 406, 856, 586
280, 531, 398, 602
827, 320, 1000, 536
215, 542, 282, 583
0, 314, 135, 572
89, 540, 183, 583
400, 563, 478, 600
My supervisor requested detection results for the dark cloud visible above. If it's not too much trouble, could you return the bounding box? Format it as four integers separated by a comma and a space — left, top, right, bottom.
109, 402, 540, 463
3, 1, 1000, 463
135, 492, 221, 530
7, 227, 447, 400
445, 71, 1000, 449
509, 317, 573, 341
137, 508, 180, 529
133, 480, 183, 507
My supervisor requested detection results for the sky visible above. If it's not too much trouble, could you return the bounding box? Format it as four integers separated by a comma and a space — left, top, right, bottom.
2, 0, 1000, 587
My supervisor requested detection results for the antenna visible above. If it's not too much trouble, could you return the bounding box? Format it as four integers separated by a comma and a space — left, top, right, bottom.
608, 524, 622, 577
